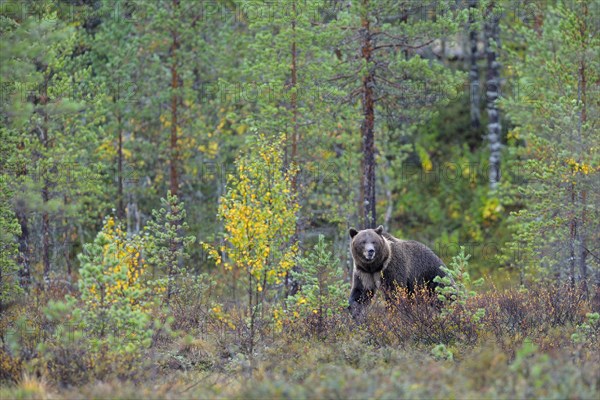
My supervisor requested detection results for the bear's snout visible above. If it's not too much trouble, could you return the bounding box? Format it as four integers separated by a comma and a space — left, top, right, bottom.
363, 244, 376, 261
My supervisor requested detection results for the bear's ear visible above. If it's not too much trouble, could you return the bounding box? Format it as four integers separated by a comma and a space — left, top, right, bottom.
375, 225, 384, 235
349, 227, 359, 238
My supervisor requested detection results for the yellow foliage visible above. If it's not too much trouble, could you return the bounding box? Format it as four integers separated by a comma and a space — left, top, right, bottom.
198, 141, 219, 157
211, 133, 299, 291
566, 158, 596, 176
88, 217, 156, 310
97, 139, 117, 160
272, 308, 284, 332
211, 304, 236, 330
482, 198, 503, 223
159, 114, 171, 128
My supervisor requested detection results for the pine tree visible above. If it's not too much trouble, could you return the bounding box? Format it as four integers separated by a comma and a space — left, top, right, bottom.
133, 0, 214, 197
331, 0, 467, 228
88, 0, 140, 221
1, 5, 108, 288
0, 129, 23, 305
145, 191, 196, 304
241, 0, 351, 291
502, 0, 599, 288
286, 234, 349, 330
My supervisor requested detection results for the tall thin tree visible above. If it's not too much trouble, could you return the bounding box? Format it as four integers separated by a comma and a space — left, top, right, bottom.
469, 0, 481, 130
484, 1, 502, 189
332, 0, 466, 228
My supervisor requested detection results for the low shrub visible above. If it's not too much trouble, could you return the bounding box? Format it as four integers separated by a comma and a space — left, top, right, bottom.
284, 234, 350, 338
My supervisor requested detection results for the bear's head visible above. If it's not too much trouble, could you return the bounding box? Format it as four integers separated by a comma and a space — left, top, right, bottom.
349, 225, 390, 273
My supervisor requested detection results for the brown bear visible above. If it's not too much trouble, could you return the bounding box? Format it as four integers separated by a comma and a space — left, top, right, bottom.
348, 225, 445, 318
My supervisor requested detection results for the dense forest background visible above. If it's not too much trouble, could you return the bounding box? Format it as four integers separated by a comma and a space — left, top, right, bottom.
1, 1, 599, 398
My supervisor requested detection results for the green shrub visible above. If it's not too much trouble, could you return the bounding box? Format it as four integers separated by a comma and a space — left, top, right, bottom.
435, 247, 485, 325
431, 343, 454, 361
286, 234, 350, 328
571, 312, 599, 345
145, 191, 196, 304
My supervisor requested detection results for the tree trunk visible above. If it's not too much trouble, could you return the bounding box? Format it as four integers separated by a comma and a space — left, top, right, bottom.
382, 159, 393, 230
41, 74, 51, 289
569, 184, 576, 288
169, 0, 180, 196
16, 203, 31, 290
116, 112, 125, 219
360, 0, 376, 229
127, 200, 141, 235
286, 0, 300, 297
290, 0, 298, 185
484, 2, 501, 190
42, 179, 50, 288
469, 0, 481, 130
578, 190, 588, 295
63, 195, 72, 281
576, 2, 588, 295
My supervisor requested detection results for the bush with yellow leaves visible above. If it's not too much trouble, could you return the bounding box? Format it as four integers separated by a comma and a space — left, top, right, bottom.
39, 217, 156, 384
206, 133, 298, 353
76, 216, 154, 351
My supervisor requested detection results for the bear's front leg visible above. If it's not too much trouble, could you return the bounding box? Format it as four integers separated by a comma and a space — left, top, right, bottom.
348, 272, 375, 321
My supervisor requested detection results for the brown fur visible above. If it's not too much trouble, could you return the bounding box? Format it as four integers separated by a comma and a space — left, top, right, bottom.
348, 226, 445, 318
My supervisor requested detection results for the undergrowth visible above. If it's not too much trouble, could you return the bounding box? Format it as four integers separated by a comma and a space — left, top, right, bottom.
1, 280, 599, 399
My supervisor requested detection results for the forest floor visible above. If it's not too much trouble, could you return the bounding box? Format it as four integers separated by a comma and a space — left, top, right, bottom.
1, 284, 599, 399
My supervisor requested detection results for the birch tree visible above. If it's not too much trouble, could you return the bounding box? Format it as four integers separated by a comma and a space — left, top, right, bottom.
468, 0, 481, 130
484, 0, 502, 189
